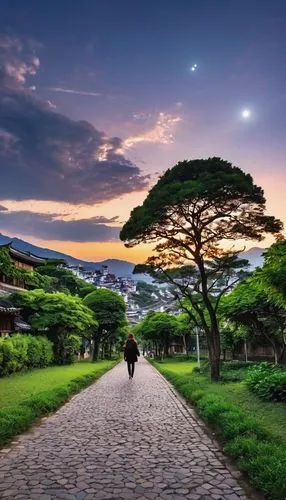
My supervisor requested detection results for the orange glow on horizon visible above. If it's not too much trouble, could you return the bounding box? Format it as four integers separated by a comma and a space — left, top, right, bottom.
31, 239, 154, 263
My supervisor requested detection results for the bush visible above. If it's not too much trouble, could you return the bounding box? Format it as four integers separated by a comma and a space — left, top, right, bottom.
221, 373, 245, 382
0, 334, 53, 377
223, 360, 254, 371
66, 334, 82, 364
50, 331, 82, 365
246, 362, 286, 402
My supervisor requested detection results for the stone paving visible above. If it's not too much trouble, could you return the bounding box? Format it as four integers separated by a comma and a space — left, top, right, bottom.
0, 358, 252, 500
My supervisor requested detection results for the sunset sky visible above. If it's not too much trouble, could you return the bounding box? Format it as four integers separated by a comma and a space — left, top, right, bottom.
0, 0, 286, 263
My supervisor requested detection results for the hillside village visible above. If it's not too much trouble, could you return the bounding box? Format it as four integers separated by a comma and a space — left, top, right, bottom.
0, 243, 179, 336
67, 263, 178, 324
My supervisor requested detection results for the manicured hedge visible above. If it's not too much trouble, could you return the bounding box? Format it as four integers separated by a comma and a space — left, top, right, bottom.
246, 362, 286, 402
0, 334, 53, 376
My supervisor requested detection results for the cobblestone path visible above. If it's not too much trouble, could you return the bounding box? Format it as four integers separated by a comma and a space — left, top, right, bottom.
0, 359, 251, 500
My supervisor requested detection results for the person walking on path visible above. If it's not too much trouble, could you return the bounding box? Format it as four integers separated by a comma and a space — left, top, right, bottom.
124, 333, 140, 379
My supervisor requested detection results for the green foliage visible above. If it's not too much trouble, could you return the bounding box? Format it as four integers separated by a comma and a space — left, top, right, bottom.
121, 157, 282, 247
121, 157, 282, 379
257, 239, 286, 307
0, 334, 53, 376
0, 360, 117, 447
83, 288, 126, 331
83, 288, 126, 360
220, 274, 285, 362
131, 280, 160, 308
78, 283, 98, 298
135, 311, 179, 358
65, 334, 82, 364
223, 360, 254, 371
10, 289, 97, 365
37, 264, 95, 295
20, 269, 55, 291
0, 247, 16, 277
246, 363, 286, 402
0, 247, 53, 290
225, 436, 286, 500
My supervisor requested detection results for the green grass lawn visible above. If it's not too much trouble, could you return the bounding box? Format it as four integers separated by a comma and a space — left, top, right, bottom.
0, 360, 117, 447
155, 359, 286, 443
153, 358, 286, 500
156, 360, 197, 375
205, 380, 286, 443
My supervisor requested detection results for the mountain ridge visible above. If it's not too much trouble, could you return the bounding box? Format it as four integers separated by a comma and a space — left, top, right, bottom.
0, 233, 265, 277
0, 233, 139, 278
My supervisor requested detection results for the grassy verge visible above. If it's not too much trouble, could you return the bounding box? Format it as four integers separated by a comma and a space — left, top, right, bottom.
152, 358, 286, 500
0, 360, 117, 448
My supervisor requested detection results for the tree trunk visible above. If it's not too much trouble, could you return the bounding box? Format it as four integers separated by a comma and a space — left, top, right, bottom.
92, 336, 100, 361
101, 343, 105, 359
164, 335, 169, 358
244, 339, 248, 363
259, 325, 278, 365
182, 334, 187, 354
279, 343, 286, 362
210, 353, 220, 380
198, 260, 221, 380
273, 346, 278, 365
155, 342, 158, 358
207, 325, 221, 381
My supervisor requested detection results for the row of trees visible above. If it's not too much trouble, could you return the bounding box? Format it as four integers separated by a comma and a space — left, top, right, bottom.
135, 311, 199, 359
0, 253, 129, 364
220, 240, 286, 364
134, 240, 286, 369
10, 286, 127, 364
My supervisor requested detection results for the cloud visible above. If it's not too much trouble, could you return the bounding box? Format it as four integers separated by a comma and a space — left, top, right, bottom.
47, 87, 100, 97
0, 35, 40, 90
89, 216, 119, 224
0, 210, 120, 242
0, 37, 149, 205
124, 112, 181, 149
0, 205, 8, 211
46, 99, 56, 109
132, 112, 152, 121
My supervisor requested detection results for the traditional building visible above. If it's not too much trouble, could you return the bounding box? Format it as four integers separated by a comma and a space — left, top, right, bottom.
0, 298, 31, 337
0, 243, 46, 295
0, 299, 20, 337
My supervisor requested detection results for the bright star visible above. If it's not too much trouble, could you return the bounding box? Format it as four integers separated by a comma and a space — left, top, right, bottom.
242, 109, 251, 119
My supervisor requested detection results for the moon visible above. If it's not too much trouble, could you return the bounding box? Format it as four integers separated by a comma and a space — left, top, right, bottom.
242, 109, 251, 119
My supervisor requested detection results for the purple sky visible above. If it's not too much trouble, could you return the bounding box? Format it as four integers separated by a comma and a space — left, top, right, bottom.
0, 0, 286, 261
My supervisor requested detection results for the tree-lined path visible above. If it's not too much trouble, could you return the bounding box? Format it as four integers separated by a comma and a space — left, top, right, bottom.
0, 359, 250, 500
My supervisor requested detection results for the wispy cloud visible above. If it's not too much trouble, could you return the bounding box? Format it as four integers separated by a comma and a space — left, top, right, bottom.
123, 112, 182, 149
132, 112, 152, 121
0, 210, 120, 242
48, 87, 100, 97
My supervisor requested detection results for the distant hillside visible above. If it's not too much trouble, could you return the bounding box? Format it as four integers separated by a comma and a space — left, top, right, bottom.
0, 233, 265, 278
0, 233, 137, 276
241, 247, 264, 269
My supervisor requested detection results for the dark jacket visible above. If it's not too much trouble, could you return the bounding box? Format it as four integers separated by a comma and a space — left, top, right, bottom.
124, 339, 140, 363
